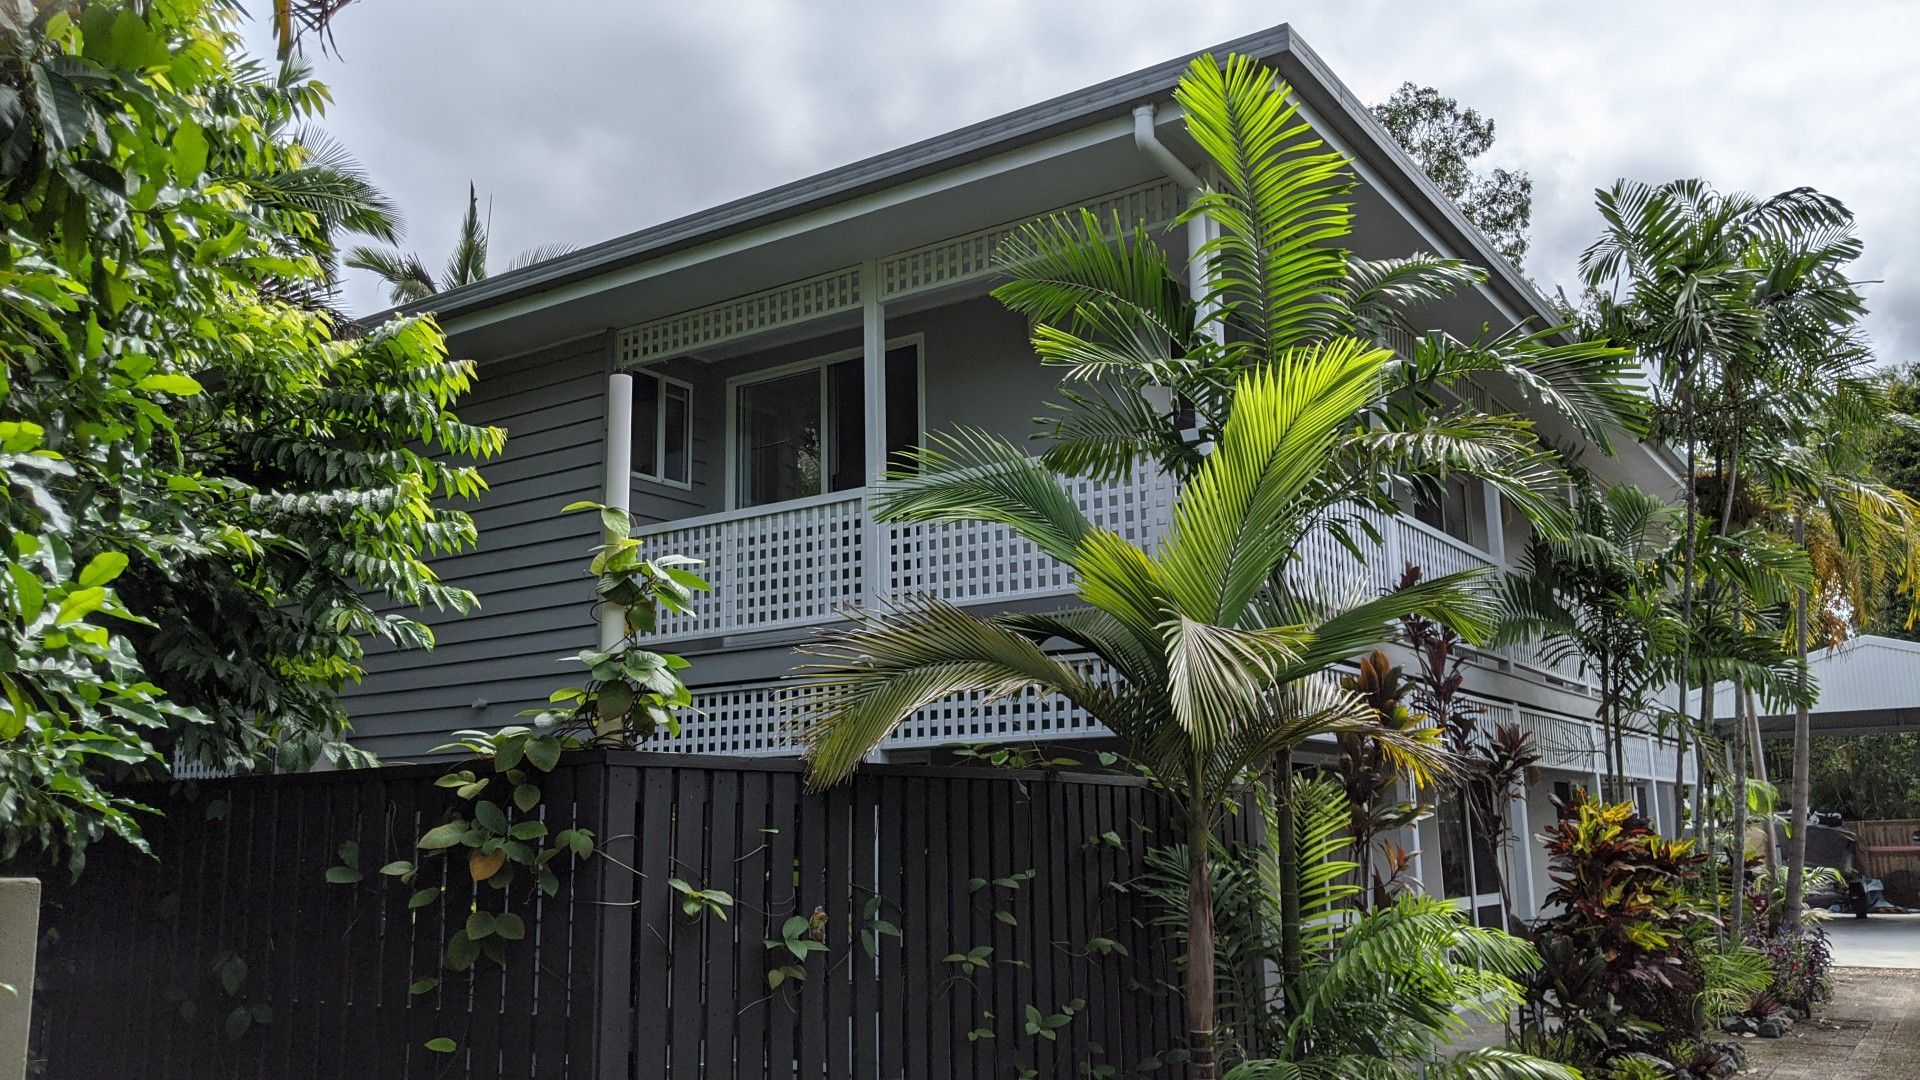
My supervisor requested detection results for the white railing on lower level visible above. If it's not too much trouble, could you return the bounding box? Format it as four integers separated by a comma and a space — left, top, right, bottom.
676, 679, 1111, 757
668, 675, 1687, 784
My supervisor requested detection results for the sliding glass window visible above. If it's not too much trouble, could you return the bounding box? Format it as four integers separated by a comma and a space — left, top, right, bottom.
732, 343, 921, 509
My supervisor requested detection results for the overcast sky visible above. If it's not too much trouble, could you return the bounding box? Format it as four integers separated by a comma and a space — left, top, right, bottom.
247, 2, 1920, 362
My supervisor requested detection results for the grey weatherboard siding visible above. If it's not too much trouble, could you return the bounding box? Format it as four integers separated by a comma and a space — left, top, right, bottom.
345, 337, 614, 758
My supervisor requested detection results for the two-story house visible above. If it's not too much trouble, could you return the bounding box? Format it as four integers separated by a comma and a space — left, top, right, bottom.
351, 24, 1692, 924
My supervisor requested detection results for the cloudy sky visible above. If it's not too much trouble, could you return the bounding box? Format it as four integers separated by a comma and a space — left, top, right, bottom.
247, 2, 1920, 361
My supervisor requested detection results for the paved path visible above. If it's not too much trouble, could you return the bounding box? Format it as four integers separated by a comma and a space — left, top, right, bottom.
1737, 967, 1920, 1079
1821, 912, 1920, 968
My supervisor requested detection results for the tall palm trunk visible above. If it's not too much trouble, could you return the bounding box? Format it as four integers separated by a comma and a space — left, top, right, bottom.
1691, 683, 1716, 843
1786, 513, 1812, 924
1746, 686, 1779, 877
1675, 376, 1700, 835
1728, 682, 1750, 944
1275, 751, 1302, 1020
1185, 764, 1217, 1079
1671, 721, 1689, 838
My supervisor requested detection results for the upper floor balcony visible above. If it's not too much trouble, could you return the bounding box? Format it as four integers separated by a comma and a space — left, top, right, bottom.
632, 462, 1593, 693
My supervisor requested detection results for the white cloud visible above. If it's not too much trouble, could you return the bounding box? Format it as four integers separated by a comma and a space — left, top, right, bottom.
258, 2, 1920, 360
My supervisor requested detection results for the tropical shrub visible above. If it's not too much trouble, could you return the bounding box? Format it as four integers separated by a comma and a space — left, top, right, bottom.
1227, 895, 1576, 1080
1525, 794, 1770, 1074
1145, 775, 1573, 1078
1741, 873, 1834, 1013
1335, 652, 1429, 909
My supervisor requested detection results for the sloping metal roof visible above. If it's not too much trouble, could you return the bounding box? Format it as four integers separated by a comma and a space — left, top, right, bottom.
1726, 636, 1920, 738
376, 23, 1563, 340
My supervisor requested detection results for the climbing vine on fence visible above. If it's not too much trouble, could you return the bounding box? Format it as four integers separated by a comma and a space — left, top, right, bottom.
328, 502, 707, 1055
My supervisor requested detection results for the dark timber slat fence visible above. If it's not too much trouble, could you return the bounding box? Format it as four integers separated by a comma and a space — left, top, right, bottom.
28, 751, 1239, 1078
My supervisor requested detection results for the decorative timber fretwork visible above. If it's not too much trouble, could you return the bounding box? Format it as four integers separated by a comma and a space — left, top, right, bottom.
614, 180, 1184, 365
877, 180, 1182, 301
616, 266, 864, 365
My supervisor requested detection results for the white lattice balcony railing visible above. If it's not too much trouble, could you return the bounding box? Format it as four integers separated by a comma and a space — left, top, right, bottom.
633, 465, 1177, 641
636, 491, 868, 640
886, 462, 1177, 605
631, 469, 1593, 694
1291, 503, 1492, 602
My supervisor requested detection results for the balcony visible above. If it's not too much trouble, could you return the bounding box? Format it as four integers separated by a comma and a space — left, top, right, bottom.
634, 467, 1594, 688
633, 463, 1178, 641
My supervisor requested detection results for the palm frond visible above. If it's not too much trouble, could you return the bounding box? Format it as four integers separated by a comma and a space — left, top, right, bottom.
871, 429, 1095, 565
506, 241, 577, 271
1159, 339, 1391, 625
1342, 254, 1484, 339
1176, 54, 1356, 352
344, 245, 436, 304
443, 182, 490, 289
792, 598, 1109, 785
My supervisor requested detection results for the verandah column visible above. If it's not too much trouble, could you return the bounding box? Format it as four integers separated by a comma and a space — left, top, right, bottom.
860, 260, 887, 610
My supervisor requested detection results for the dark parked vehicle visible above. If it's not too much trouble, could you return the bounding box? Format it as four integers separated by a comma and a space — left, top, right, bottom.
1785, 814, 1879, 916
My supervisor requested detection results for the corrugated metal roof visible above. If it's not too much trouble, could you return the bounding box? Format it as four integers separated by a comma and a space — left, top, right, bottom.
1715, 636, 1920, 738
372, 23, 1566, 342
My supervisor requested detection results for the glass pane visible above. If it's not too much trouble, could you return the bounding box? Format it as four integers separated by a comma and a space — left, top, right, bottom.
1412, 476, 1475, 544
1470, 798, 1503, 896
663, 383, 690, 486
1437, 790, 1471, 899
825, 359, 865, 492
631, 373, 660, 478
1475, 902, 1506, 931
885, 345, 919, 473
736, 370, 821, 507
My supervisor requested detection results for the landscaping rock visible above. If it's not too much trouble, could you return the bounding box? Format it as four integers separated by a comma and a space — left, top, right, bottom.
1758, 1016, 1789, 1038
1706, 1041, 1746, 1077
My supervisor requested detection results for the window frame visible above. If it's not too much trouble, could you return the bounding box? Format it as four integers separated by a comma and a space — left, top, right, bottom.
628, 368, 695, 490
723, 334, 926, 511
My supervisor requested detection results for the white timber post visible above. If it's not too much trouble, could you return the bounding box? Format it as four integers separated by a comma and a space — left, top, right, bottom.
600, 372, 634, 652
860, 261, 887, 610
1507, 787, 1536, 920
1480, 483, 1506, 565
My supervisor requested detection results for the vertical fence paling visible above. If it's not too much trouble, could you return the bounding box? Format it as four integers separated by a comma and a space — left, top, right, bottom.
28, 754, 1197, 1079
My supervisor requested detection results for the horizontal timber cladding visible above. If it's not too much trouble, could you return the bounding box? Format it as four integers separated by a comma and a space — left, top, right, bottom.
345, 338, 611, 753
28, 752, 1241, 1078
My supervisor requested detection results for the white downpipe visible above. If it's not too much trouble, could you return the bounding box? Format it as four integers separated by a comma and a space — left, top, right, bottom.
1132, 104, 1214, 334
600, 372, 634, 652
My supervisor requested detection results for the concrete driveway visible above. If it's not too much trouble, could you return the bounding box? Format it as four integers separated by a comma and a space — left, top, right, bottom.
1821, 912, 1920, 968
1739, 967, 1920, 1079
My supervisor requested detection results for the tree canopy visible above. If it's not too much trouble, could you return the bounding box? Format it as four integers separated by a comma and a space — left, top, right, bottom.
1, 0, 499, 871
1371, 81, 1534, 267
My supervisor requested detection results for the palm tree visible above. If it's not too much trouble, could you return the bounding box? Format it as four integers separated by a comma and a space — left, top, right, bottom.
1579, 179, 1871, 841
1752, 405, 1920, 920
798, 349, 1487, 1077
1499, 482, 1685, 793
995, 60, 1644, 511
801, 52, 1651, 1076
347, 182, 574, 305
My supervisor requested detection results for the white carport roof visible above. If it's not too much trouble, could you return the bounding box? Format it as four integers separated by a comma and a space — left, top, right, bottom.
1707, 635, 1920, 739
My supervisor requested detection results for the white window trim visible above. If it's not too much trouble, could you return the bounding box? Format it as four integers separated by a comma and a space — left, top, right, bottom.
723, 334, 926, 511
628, 368, 695, 490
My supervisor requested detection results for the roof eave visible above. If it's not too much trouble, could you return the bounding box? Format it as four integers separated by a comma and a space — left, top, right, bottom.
371, 24, 1303, 325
